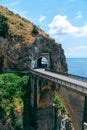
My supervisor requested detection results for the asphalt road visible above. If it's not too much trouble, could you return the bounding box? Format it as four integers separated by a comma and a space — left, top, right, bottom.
34, 69, 87, 88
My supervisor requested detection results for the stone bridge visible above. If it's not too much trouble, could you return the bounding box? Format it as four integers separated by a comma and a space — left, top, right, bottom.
26, 69, 87, 130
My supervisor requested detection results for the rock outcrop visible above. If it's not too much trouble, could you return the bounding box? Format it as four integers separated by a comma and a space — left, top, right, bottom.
0, 6, 67, 73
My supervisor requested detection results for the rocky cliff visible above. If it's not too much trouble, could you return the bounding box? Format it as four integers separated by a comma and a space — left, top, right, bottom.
0, 6, 67, 73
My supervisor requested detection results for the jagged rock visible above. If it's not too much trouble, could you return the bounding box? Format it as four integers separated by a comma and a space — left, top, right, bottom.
0, 6, 67, 73
0, 36, 67, 73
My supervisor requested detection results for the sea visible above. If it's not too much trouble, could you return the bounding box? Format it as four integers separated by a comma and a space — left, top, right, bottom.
66, 58, 87, 78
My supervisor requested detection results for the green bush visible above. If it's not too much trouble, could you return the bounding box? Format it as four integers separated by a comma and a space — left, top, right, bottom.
0, 73, 29, 129
32, 25, 38, 35
54, 95, 65, 113
19, 22, 24, 27
0, 12, 9, 37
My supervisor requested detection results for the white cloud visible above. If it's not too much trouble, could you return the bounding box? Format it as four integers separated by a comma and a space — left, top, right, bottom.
65, 46, 87, 57
49, 15, 79, 35
74, 25, 87, 37
39, 16, 46, 23
48, 15, 87, 38
76, 11, 82, 19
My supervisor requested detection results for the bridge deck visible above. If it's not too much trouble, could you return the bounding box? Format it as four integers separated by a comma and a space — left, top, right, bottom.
31, 69, 87, 94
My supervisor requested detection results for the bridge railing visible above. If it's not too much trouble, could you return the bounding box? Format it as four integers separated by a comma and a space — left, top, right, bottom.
31, 69, 87, 95
45, 68, 87, 82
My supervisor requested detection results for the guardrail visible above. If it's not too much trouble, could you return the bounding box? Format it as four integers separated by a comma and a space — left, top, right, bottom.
45, 68, 87, 82
31, 69, 87, 95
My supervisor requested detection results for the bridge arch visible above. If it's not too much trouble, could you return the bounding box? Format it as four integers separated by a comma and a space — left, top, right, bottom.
37, 85, 77, 130
38, 85, 54, 108
54, 91, 77, 130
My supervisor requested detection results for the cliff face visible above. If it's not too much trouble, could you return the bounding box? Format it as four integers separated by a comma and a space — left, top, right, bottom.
0, 6, 67, 73
0, 6, 68, 130
0, 36, 67, 73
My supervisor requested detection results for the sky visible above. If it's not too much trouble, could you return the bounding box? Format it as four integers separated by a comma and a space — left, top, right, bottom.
0, 0, 87, 58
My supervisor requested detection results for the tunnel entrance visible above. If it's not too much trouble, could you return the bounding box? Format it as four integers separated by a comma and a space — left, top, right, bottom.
37, 57, 48, 68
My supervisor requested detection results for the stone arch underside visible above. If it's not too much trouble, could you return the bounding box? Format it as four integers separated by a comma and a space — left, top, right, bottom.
54, 91, 78, 130
38, 86, 54, 108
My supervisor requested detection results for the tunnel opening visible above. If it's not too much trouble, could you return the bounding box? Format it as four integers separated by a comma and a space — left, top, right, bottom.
37, 57, 48, 68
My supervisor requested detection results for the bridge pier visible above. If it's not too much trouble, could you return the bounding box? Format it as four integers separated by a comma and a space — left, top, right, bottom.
35, 107, 55, 130
27, 74, 56, 130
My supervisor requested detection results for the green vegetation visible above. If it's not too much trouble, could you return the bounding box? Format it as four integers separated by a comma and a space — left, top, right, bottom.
0, 56, 3, 72
0, 6, 50, 45
0, 12, 9, 37
0, 72, 65, 129
32, 25, 38, 35
0, 73, 29, 129
54, 94, 65, 113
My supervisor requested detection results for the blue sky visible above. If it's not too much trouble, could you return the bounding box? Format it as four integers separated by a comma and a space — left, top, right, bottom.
0, 0, 87, 57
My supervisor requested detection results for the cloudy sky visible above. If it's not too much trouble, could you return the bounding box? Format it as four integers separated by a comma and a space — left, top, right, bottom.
0, 0, 87, 58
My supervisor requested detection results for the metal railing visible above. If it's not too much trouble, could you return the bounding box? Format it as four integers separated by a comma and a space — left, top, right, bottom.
31, 69, 87, 95
45, 68, 87, 82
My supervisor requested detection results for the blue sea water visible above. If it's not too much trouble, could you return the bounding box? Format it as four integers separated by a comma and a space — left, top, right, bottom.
66, 58, 87, 78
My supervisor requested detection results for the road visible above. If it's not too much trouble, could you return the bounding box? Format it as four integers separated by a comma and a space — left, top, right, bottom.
34, 69, 87, 88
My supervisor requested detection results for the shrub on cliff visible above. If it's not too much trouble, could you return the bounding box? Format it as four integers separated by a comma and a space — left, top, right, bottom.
0, 12, 9, 37
0, 73, 29, 129
54, 95, 65, 113
32, 25, 38, 35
